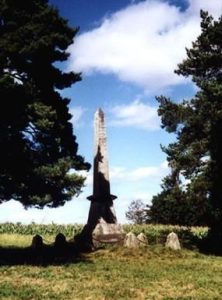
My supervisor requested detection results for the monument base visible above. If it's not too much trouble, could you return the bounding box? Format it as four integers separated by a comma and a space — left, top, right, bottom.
92, 220, 125, 248
74, 220, 125, 251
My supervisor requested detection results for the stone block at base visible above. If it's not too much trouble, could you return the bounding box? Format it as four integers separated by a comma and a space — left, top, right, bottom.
92, 223, 125, 247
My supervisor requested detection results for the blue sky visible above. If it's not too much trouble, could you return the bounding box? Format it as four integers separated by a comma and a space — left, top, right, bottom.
0, 0, 222, 224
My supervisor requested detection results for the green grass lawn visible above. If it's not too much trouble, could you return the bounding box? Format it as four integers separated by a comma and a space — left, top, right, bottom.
0, 234, 222, 300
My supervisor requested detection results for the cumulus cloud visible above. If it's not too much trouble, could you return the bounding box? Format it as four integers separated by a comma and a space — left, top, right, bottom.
109, 99, 160, 130
77, 162, 167, 187
110, 160, 169, 182
0, 200, 50, 224
77, 160, 169, 189
68, 0, 222, 91
187, 0, 222, 16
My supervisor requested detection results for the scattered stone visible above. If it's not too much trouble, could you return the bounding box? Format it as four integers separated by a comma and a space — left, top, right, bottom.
124, 232, 139, 248
137, 233, 148, 247
31, 234, 43, 250
165, 232, 181, 250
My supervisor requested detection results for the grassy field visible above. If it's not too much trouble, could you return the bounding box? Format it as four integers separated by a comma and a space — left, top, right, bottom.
1, 234, 222, 299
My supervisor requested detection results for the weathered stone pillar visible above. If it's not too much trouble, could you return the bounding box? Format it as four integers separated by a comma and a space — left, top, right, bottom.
87, 108, 117, 224
76, 109, 124, 250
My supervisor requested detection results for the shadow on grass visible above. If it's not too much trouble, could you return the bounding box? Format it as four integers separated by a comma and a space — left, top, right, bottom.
0, 242, 92, 266
197, 230, 222, 256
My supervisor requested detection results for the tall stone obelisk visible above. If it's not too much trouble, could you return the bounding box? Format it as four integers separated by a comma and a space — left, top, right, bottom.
87, 108, 117, 228
78, 109, 123, 248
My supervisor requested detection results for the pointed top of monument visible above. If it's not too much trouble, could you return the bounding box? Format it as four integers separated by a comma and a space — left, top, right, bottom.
96, 108, 104, 115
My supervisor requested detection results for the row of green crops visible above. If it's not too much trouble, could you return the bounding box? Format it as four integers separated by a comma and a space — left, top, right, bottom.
0, 222, 83, 237
0, 222, 208, 247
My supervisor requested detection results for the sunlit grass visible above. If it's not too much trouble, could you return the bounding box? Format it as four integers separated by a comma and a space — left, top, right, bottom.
0, 234, 56, 248
0, 234, 222, 299
0, 234, 33, 248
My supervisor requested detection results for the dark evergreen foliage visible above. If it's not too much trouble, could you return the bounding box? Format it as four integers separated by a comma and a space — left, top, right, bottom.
0, 0, 90, 208
149, 11, 222, 227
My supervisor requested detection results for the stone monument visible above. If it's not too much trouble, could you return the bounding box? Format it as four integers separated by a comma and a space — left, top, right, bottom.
76, 109, 124, 249
87, 108, 117, 225
165, 232, 181, 250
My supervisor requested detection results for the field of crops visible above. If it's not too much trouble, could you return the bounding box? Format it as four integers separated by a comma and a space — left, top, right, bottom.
0, 222, 83, 237
0, 222, 208, 247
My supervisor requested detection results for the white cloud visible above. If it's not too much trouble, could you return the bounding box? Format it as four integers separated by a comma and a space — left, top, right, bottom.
70, 106, 85, 126
134, 192, 153, 202
78, 160, 169, 186
187, 0, 222, 16
110, 161, 170, 222
129, 166, 162, 180
109, 99, 160, 130
110, 160, 169, 182
77, 170, 93, 186
160, 160, 169, 169
68, 0, 222, 91
0, 200, 50, 224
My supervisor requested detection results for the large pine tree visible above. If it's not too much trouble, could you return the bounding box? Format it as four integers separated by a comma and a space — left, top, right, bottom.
149, 11, 222, 232
0, 0, 90, 208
